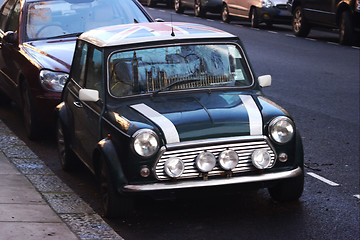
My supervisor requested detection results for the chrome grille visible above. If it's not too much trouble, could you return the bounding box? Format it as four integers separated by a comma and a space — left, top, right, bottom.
154, 137, 276, 181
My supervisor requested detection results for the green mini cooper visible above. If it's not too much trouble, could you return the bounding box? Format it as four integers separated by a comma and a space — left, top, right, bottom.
57, 22, 304, 218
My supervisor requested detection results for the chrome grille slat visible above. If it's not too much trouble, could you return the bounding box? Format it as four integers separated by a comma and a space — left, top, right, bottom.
155, 137, 276, 181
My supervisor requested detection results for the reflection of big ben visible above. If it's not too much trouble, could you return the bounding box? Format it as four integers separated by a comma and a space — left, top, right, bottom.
132, 52, 139, 92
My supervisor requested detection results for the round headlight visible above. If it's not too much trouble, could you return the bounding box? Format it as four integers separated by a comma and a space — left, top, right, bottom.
218, 150, 239, 170
196, 151, 216, 173
252, 149, 272, 169
164, 157, 184, 178
40, 69, 68, 92
269, 116, 295, 144
133, 129, 159, 157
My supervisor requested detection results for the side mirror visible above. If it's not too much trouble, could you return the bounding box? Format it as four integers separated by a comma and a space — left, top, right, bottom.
3, 31, 17, 45
79, 89, 99, 102
258, 75, 272, 88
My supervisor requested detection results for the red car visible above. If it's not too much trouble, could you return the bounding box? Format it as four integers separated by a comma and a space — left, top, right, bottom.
0, 0, 153, 139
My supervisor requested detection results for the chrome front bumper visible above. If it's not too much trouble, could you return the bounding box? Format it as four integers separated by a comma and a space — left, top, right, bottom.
123, 166, 302, 192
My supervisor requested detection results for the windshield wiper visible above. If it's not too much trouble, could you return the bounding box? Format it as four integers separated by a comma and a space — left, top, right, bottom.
153, 78, 201, 96
46, 32, 83, 40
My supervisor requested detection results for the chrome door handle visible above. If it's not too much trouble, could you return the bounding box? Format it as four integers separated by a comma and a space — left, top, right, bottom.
73, 102, 83, 108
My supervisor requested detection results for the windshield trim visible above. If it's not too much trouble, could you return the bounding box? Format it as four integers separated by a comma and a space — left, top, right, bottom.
106, 41, 255, 99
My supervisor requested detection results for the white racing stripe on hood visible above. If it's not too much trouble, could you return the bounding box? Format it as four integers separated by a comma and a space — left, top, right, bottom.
239, 95, 263, 135
131, 103, 180, 144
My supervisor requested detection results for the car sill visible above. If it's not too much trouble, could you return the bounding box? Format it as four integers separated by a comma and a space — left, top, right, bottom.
123, 167, 302, 192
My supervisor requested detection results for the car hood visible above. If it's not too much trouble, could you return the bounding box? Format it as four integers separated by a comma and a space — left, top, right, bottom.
110, 91, 288, 143
23, 38, 76, 72
272, 0, 288, 5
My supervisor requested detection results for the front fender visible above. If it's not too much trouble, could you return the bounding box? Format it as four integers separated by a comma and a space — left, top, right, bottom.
295, 130, 304, 170
98, 138, 128, 194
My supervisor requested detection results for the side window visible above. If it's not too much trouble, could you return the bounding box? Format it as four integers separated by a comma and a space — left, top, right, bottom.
5, 0, 20, 32
71, 41, 88, 87
85, 47, 103, 97
0, 0, 17, 31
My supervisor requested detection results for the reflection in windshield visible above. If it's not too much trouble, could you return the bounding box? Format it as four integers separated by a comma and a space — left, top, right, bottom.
109, 44, 252, 97
26, 0, 150, 41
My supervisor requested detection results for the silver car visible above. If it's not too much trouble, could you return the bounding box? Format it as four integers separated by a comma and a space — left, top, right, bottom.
175, 0, 223, 17
222, 0, 291, 27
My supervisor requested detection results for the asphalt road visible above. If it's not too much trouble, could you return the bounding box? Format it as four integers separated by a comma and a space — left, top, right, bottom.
0, 5, 359, 240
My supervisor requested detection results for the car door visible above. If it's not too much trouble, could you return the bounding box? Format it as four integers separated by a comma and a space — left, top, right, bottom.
182, 0, 194, 8
65, 41, 104, 168
304, 0, 336, 26
0, 0, 20, 98
227, 0, 248, 17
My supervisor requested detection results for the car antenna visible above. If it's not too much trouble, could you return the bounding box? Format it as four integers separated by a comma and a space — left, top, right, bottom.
171, 14, 175, 37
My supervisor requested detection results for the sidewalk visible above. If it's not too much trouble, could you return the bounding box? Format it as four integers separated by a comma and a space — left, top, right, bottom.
0, 120, 123, 240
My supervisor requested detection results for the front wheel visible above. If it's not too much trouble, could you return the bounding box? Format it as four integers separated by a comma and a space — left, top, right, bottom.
292, 6, 310, 37
194, 0, 206, 17
268, 171, 304, 202
250, 8, 259, 28
174, 0, 184, 13
339, 11, 354, 45
99, 156, 133, 218
147, 0, 156, 7
21, 82, 40, 140
221, 4, 231, 23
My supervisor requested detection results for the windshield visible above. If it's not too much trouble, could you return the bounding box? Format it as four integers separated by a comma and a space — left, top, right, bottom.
109, 44, 253, 97
25, 0, 150, 41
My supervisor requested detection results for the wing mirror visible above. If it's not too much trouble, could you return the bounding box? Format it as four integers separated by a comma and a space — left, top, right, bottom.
3, 31, 17, 45
258, 75, 272, 88
79, 89, 99, 102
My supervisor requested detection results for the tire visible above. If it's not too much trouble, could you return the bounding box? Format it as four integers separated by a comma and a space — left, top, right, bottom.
174, 0, 184, 13
221, 3, 231, 23
56, 119, 79, 171
194, 0, 206, 18
339, 11, 354, 45
292, 6, 310, 37
147, 0, 156, 7
99, 156, 133, 218
250, 8, 259, 28
0, 91, 11, 106
268, 171, 304, 202
21, 82, 40, 140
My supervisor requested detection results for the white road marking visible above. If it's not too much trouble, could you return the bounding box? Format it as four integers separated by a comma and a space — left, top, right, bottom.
352, 46, 360, 50
354, 195, 360, 199
267, 31, 278, 34
327, 41, 339, 46
286, 34, 295, 37
307, 172, 340, 186
305, 38, 316, 41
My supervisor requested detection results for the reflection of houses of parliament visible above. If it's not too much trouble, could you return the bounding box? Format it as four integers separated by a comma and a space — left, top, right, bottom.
131, 52, 231, 92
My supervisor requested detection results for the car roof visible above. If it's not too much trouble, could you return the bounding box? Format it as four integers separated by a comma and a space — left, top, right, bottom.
79, 22, 237, 47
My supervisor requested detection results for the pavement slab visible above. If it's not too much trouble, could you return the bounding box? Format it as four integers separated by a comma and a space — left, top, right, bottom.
0, 119, 123, 240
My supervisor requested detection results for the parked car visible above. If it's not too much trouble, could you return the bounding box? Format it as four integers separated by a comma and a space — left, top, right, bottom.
221, 0, 291, 27
139, 0, 173, 7
175, 0, 223, 17
287, 0, 360, 45
57, 21, 304, 218
0, 0, 153, 139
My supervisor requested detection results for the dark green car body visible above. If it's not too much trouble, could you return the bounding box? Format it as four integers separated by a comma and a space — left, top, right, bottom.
57, 22, 304, 217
